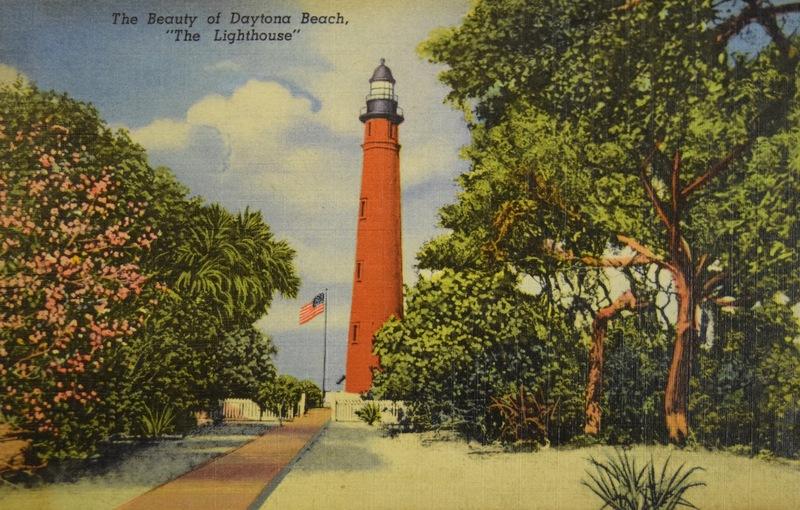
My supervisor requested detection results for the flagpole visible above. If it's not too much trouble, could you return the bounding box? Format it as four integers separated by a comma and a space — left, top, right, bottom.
322, 288, 328, 400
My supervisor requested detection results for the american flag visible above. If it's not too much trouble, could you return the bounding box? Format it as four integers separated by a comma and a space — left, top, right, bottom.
299, 292, 325, 325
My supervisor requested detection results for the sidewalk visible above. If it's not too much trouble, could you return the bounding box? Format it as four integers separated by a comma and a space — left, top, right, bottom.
117, 408, 331, 510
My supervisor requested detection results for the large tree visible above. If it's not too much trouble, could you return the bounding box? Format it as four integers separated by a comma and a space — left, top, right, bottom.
420, 0, 800, 443
0, 82, 158, 461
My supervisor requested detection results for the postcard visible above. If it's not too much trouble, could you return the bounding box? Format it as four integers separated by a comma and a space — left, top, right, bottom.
2, 1, 800, 509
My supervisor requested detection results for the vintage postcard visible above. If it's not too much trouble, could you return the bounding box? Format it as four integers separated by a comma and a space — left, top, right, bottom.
2, 1, 800, 509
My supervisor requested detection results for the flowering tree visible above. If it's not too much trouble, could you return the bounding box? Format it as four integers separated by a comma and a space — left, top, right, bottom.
0, 82, 157, 462
1, 82, 301, 466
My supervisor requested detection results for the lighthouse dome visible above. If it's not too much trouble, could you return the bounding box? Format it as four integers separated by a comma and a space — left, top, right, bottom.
360, 58, 403, 124
369, 58, 396, 84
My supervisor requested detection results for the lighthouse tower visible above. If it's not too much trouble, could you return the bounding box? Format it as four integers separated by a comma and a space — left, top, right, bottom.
345, 59, 404, 393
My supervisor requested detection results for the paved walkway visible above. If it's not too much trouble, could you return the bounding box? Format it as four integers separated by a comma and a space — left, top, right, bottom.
117, 409, 331, 510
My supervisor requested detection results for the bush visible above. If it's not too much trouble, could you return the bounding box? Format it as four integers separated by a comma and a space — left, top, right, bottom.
138, 404, 176, 439
582, 448, 705, 510
488, 385, 556, 446
0, 82, 158, 463
256, 375, 302, 425
691, 304, 800, 457
297, 380, 323, 410
355, 403, 382, 426
372, 269, 584, 444
602, 317, 670, 445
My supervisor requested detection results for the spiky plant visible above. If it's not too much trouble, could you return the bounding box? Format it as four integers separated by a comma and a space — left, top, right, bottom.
355, 402, 382, 426
582, 448, 705, 510
139, 404, 176, 439
488, 385, 557, 444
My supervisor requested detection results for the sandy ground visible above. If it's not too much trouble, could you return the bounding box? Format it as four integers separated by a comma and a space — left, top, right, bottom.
261, 422, 800, 510
0, 422, 275, 510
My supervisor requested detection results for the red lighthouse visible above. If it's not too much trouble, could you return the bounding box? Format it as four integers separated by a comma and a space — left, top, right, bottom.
345, 59, 404, 393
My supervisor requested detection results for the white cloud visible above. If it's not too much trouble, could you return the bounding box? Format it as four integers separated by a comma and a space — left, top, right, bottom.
186, 80, 314, 155
130, 80, 360, 216
0, 64, 28, 84
130, 118, 192, 151
125, 2, 472, 353
286, 235, 355, 285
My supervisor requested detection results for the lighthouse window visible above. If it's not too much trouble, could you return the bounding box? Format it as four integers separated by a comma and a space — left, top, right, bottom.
359, 198, 367, 219
391, 125, 397, 139
356, 260, 363, 281
351, 323, 359, 344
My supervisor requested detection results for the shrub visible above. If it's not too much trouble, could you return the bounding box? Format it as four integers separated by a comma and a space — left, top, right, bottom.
0, 82, 299, 469
582, 448, 705, 510
297, 380, 323, 410
355, 403, 382, 426
692, 304, 800, 458
488, 385, 557, 445
372, 269, 584, 444
139, 404, 176, 439
256, 375, 302, 425
0, 82, 157, 463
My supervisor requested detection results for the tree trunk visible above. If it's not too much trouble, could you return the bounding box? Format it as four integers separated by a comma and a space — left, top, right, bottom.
664, 269, 697, 444
585, 291, 640, 436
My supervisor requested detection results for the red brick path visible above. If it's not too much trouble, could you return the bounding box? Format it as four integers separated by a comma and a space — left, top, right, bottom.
117, 408, 331, 510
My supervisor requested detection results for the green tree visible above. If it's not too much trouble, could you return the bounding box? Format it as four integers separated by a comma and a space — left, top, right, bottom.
420, 0, 800, 444
121, 165, 298, 429
257, 375, 302, 426
168, 204, 299, 326
297, 379, 323, 410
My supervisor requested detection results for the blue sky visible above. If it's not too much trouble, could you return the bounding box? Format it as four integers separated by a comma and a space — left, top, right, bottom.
0, 0, 472, 390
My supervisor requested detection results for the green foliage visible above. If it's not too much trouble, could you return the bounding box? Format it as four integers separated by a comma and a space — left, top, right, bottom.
257, 375, 302, 425
582, 449, 705, 510
139, 404, 176, 439
603, 317, 670, 445
372, 269, 584, 443
488, 385, 556, 445
0, 81, 158, 462
692, 303, 800, 457
168, 204, 299, 325
0, 82, 299, 467
297, 380, 323, 410
414, 0, 800, 448
355, 403, 382, 426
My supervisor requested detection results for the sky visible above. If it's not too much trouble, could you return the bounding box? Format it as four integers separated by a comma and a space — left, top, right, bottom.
0, 0, 472, 390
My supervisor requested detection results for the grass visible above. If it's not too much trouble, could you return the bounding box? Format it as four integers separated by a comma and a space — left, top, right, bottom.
260, 422, 800, 510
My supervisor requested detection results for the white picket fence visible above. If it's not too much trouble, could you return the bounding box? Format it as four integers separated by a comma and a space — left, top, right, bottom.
221, 393, 305, 422
333, 399, 405, 423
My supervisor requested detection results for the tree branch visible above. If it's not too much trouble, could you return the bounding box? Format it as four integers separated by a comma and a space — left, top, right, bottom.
670, 151, 683, 260
640, 147, 673, 229
547, 243, 650, 268
681, 142, 749, 197
617, 234, 673, 270
702, 271, 727, 298
715, 1, 800, 47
